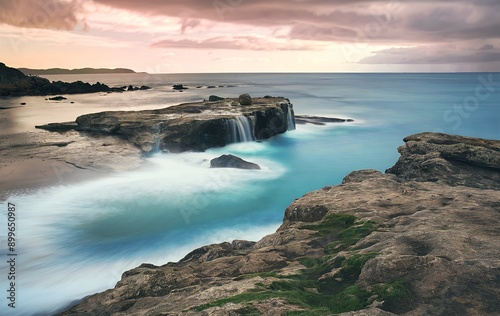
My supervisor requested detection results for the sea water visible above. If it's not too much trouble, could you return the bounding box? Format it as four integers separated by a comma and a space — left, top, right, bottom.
0, 73, 499, 315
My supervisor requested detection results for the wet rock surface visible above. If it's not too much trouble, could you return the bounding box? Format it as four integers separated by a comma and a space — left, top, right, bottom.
59, 133, 500, 315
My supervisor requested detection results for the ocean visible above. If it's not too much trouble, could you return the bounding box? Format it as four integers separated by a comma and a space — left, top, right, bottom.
1, 73, 499, 315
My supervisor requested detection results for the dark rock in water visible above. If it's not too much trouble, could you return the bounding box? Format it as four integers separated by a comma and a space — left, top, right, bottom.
173, 84, 187, 90
239, 93, 252, 106
210, 154, 261, 170
127, 85, 136, 91
59, 133, 500, 316
139, 85, 151, 90
20, 102, 26, 105
295, 115, 353, 125
49, 96, 67, 101
207, 85, 216, 88
208, 95, 224, 102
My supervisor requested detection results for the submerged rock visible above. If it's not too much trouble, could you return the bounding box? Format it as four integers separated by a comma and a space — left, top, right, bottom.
210, 154, 261, 170
37, 96, 295, 153
59, 133, 500, 316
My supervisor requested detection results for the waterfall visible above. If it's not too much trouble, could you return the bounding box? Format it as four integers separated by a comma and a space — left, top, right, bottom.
151, 122, 162, 152
287, 105, 296, 131
226, 116, 255, 143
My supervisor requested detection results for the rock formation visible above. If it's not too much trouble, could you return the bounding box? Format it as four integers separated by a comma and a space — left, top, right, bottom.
37, 96, 296, 153
59, 133, 500, 315
210, 154, 261, 170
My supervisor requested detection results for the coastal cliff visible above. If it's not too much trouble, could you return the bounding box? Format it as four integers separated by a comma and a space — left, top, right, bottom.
37, 96, 296, 153
59, 132, 500, 315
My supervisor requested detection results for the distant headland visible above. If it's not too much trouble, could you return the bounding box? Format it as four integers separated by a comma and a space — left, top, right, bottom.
0, 62, 149, 97
18, 67, 139, 76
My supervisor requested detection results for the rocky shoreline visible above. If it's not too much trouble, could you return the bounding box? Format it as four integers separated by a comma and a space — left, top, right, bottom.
59, 132, 500, 315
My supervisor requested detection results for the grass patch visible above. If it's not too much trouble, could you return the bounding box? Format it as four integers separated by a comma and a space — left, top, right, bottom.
305, 214, 356, 236
325, 221, 375, 254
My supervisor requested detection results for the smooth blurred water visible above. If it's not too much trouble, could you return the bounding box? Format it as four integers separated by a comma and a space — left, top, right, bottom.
0, 73, 499, 315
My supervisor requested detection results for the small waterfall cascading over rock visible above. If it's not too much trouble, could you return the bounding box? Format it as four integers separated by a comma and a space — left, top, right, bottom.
151, 122, 163, 152
286, 105, 296, 131
226, 116, 255, 143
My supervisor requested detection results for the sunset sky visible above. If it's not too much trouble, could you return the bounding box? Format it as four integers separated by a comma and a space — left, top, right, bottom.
1, 0, 499, 73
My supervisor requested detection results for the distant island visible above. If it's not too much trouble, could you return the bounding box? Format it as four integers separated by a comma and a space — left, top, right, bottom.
18, 67, 138, 76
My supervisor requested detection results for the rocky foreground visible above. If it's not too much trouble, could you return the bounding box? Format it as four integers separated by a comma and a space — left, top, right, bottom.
37, 96, 296, 153
60, 132, 500, 316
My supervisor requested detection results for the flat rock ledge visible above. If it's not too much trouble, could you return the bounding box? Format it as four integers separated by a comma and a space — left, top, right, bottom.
59, 133, 500, 316
36, 96, 296, 153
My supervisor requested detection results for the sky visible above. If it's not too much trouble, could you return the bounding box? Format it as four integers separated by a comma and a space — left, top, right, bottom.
0, 0, 499, 73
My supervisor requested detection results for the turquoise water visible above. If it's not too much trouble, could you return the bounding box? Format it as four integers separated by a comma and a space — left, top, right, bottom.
1, 73, 499, 315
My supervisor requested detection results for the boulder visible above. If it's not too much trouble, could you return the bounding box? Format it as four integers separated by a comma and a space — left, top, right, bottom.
210, 154, 261, 170
238, 93, 253, 106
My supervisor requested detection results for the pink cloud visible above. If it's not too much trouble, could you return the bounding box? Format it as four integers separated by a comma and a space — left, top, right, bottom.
0, 0, 86, 30
151, 36, 322, 51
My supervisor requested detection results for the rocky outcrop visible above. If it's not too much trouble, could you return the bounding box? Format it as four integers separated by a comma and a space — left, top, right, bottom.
59, 133, 500, 316
386, 132, 500, 189
210, 154, 261, 170
37, 96, 296, 153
